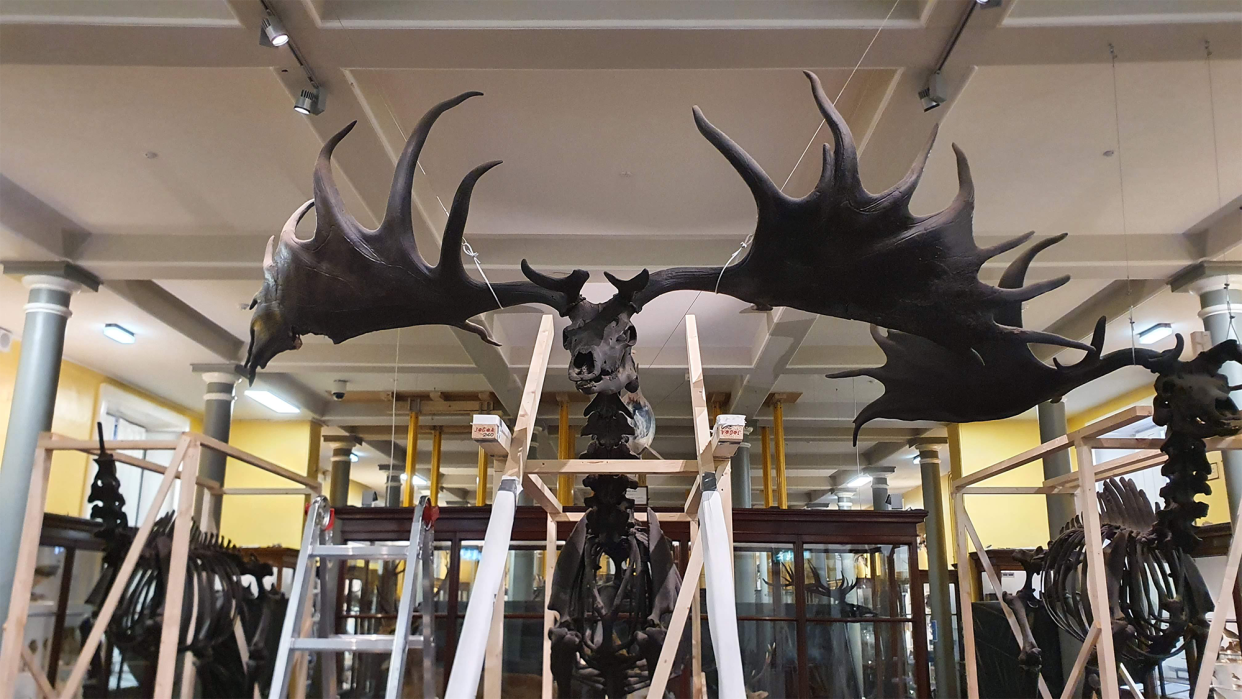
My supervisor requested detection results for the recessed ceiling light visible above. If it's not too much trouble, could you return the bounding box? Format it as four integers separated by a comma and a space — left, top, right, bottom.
102, 323, 135, 344
845, 473, 872, 489
1102, 150, 1115, 157
245, 389, 300, 414
1138, 323, 1173, 345
144, 151, 158, 160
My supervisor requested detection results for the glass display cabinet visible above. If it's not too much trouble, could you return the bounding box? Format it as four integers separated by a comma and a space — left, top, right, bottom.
335, 505, 929, 699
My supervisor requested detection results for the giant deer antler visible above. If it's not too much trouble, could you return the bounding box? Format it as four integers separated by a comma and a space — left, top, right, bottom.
632, 71, 1091, 357
826, 234, 1180, 438
245, 92, 588, 378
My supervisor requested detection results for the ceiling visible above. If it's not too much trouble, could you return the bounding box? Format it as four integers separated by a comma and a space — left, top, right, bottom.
0, 0, 1239, 506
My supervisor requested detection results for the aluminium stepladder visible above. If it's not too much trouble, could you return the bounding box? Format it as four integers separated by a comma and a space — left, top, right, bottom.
269, 495, 435, 699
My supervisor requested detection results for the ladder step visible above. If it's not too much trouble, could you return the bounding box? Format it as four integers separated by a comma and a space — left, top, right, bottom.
289, 634, 424, 653
310, 544, 409, 560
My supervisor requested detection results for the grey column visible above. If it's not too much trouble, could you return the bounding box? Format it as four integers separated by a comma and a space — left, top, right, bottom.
1036, 399, 1081, 678
872, 475, 890, 511
1037, 400, 1075, 535
0, 271, 91, 633
195, 371, 238, 526
329, 444, 353, 507
730, 442, 753, 508
918, 444, 960, 699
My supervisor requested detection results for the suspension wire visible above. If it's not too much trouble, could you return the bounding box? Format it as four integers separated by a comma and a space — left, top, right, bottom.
1203, 40, 1238, 342
1108, 44, 1138, 362
390, 328, 402, 471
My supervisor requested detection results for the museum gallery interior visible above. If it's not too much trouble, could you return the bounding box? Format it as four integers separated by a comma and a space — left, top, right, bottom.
0, 1, 1240, 698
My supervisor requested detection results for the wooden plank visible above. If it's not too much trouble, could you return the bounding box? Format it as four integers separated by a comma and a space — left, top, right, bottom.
685, 316, 713, 476
21, 646, 55, 699
196, 434, 321, 490
522, 473, 564, 517
1059, 623, 1101, 699
542, 516, 556, 699
503, 315, 555, 479
1041, 451, 1165, 493
0, 446, 51, 691
1074, 441, 1120, 698
1119, 663, 1145, 699
526, 459, 697, 474
58, 436, 191, 699
647, 530, 703, 697
1192, 494, 1242, 699
1081, 437, 1166, 450
37, 433, 221, 494
1206, 435, 1242, 451
684, 476, 702, 517
38, 435, 180, 451
954, 495, 981, 699
954, 406, 1153, 490
153, 444, 201, 698
690, 519, 703, 698
220, 487, 313, 495
959, 486, 1048, 495
962, 511, 1053, 699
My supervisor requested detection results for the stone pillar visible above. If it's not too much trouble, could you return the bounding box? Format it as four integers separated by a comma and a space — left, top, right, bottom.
1037, 399, 1082, 677
872, 475, 890, 511
836, 491, 853, 510
195, 371, 239, 526
328, 442, 354, 507
0, 264, 96, 632
730, 442, 753, 509
917, 444, 960, 699
1037, 400, 1075, 534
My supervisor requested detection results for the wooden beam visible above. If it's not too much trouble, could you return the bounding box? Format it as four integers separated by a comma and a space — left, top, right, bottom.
196, 434, 321, 491
526, 459, 697, 474
686, 315, 713, 476
1074, 441, 1120, 697
153, 446, 201, 698
522, 473, 564, 518
1192, 496, 1242, 699
954, 494, 981, 699
648, 530, 703, 697
502, 315, 555, 479
541, 516, 557, 699
1060, 623, 1101, 699
0, 448, 52, 692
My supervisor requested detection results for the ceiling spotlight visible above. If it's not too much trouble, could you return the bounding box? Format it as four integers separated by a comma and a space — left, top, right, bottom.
349, 452, 359, 463
919, 71, 946, 112
260, 12, 289, 48
975, 0, 1001, 6
245, 389, 300, 414
1138, 323, 1174, 345
293, 86, 324, 116
845, 473, 873, 489
103, 323, 136, 344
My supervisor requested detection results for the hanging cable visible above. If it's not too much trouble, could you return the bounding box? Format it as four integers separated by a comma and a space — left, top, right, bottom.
1108, 44, 1138, 362
389, 328, 402, 472
1205, 40, 1224, 209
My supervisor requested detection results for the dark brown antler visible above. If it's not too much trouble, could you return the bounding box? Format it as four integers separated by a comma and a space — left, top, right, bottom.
245, 92, 588, 378
635, 71, 1091, 357
828, 233, 1179, 439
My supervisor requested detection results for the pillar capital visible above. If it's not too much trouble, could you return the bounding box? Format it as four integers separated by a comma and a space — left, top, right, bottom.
2, 261, 100, 292
1169, 261, 1242, 296
201, 371, 241, 385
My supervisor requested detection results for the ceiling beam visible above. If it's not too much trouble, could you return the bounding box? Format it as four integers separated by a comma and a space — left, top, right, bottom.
107, 280, 244, 360
0, 175, 91, 259
729, 308, 816, 417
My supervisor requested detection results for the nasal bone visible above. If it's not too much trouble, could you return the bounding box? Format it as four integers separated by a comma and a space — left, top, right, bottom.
573, 351, 595, 372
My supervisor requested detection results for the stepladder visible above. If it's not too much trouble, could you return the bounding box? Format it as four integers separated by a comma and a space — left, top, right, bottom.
269, 495, 437, 699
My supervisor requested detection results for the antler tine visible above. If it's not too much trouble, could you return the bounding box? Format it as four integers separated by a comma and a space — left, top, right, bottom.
920, 144, 976, 233
604, 269, 651, 302
437, 160, 502, 276
313, 121, 363, 238
692, 106, 784, 206
520, 259, 589, 310
384, 91, 483, 238
995, 232, 1069, 329
803, 70, 860, 197
278, 199, 315, 250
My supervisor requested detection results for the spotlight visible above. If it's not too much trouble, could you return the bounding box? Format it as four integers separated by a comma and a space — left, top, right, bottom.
349, 452, 359, 463
1138, 323, 1174, 345
293, 87, 325, 116
103, 323, 136, 344
260, 12, 289, 47
975, 0, 1001, 6
919, 71, 946, 112
845, 473, 873, 489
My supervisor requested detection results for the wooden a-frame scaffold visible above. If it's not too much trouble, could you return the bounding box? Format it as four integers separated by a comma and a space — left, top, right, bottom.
443, 314, 748, 699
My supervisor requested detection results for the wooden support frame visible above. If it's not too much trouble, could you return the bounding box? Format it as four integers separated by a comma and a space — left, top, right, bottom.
949, 405, 1242, 699
460, 315, 742, 699
0, 432, 320, 699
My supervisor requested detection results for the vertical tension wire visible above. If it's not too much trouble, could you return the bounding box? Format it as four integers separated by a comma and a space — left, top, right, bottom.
1109, 44, 1138, 363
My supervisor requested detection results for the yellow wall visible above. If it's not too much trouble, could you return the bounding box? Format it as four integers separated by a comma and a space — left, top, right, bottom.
0, 339, 201, 517
220, 420, 321, 548
950, 419, 1051, 554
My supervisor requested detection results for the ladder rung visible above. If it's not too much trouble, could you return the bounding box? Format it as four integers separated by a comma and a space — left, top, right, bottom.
289, 634, 424, 653
310, 544, 409, 560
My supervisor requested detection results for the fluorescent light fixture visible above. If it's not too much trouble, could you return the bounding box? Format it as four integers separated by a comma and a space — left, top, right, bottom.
349, 452, 359, 463
845, 473, 873, 489
1138, 323, 1174, 345
413, 474, 428, 486
260, 14, 288, 47
245, 389, 300, 414
102, 323, 135, 344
